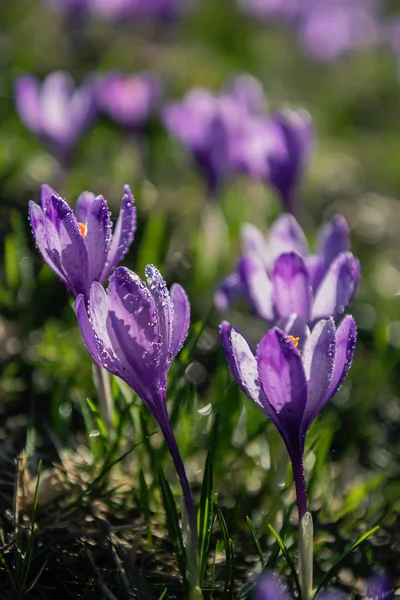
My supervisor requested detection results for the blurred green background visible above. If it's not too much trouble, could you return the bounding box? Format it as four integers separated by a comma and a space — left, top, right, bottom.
1, 0, 400, 597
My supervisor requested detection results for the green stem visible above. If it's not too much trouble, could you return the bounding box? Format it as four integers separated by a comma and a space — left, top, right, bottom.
298, 511, 313, 600
92, 362, 114, 432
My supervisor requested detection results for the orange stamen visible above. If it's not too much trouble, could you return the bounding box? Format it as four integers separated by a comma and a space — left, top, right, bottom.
288, 335, 300, 348
78, 222, 87, 238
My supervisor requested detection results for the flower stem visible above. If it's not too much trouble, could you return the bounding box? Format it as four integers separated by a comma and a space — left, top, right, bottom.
298, 512, 313, 600
291, 455, 307, 521
92, 362, 114, 432
158, 417, 199, 588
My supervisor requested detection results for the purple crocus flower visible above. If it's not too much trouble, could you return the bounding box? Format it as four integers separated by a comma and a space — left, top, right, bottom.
96, 72, 162, 130
29, 185, 136, 300
221, 314, 357, 519
76, 265, 197, 566
256, 572, 349, 600
297, 0, 380, 62
163, 87, 247, 195
14, 71, 97, 165
232, 109, 314, 214
216, 213, 359, 327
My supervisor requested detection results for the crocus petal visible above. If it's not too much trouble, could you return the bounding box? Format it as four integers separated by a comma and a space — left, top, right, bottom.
102, 185, 136, 281
322, 314, 357, 405
39, 184, 58, 214
304, 254, 324, 290
107, 267, 158, 356
40, 71, 74, 143
75, 191, 96, 223
257, 328, 307, 419
317, 214, 350, 267
255, 573, 291, 600
238, 254, 274, 321
240, 222, 269, 264
75, 293, 101, 365
311, 252, 360, 322
301, 318, 336, 432
269, 213, 309, 262
170, 284, 190, 357
107, 267, 162, 403
87, 281, 118, 372
29, 200, 65, 281
84, 195, 112, 283
214, 272, 244, 310
272, 252, 312, 322
51, 195, 89, 297
145, 264, 173, 364
14, 75, 41, 133
220, 322, 270, 415
69, 80, 97, 141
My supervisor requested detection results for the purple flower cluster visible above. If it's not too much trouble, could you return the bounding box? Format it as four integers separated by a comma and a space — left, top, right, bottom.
216, 213, 359, 328
15, 70, 162, 164
238, 0, 380, 62
28, 180, 198, 575
164, 75, 313, 208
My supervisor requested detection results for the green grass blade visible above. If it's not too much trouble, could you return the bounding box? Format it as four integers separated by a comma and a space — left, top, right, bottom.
268, 523, 301, 599
216, 505, 234, 598
197, 449, 215, 586
158, 469, 188, 587
18, 460, 42, 595
245, 516, 265, 568
313, 525, 379, 597
266, 505, 293, 569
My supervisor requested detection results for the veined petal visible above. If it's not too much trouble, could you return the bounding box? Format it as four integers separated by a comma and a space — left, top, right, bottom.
322, 315, 357, 405
257, 328, 307, 418
301, 318, 336, 432
107, 267, 162, 404
311, 252, 360, 322
84, 195, 111, 283
39, 184, 58, 215
102, 185, 136, 280
51, 194, 89, 297
107, 267, 158, 360
220, 322, 270, 415
75, 191, 96, 223
145, 264, 173, 365
75, 294, 101, 365
272, 252, 312, 322
29, 200, 65, 281
317, 214, 350, 267
87, 281, 118, 372
170, 284, 190, 357
238, 254, 274, 321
